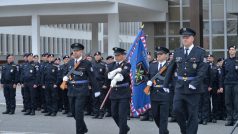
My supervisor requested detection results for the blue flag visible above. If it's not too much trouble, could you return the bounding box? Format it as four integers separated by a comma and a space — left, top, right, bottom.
126, 29, 151, 117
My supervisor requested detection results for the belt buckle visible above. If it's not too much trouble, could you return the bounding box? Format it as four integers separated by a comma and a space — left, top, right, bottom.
183, 77, 187, 81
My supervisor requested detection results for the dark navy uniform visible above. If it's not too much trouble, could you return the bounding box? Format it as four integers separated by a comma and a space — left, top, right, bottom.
147, 47, 170, 134
64, 43, 99, 134
208, 61, 223, 122
34, 60, 42, 110
198, 62, 211, 125
20, 54, 40, 115
1, 58, 19, 114
42, 58, 60, 116
164, 28, 207, 134
19, 54, 29, 112
221, 46, 238, 126
39, 53, 49, 113
60, 56, 70, 114
107, 47, 131, 134
92, 52, 108, 119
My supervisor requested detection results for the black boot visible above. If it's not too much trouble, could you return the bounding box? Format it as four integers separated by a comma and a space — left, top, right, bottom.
51, 112, 57, 116
24, 110, 31, 115
225, 121, 234, 126
45, 112, 52, 116
2, 110, 10, 114
30, 110, 35, 116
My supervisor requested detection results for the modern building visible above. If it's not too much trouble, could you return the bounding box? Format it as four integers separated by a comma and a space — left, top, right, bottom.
0, 0, 237, 63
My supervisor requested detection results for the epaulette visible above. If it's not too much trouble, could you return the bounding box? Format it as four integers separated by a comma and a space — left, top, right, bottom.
197, 46, 206, 51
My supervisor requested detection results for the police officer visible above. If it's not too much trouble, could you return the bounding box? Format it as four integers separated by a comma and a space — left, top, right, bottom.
104, 56, 115, 117
146, 47, 170, 134
92, 51, 108, 119
33, 55, 42, 111
206, 55, 221, 123
221, 46, 238, 126
63, 43, 100, 134
163, 28, 206, 134
1, 54, 19, 114
54, 57, 63, 112
198, 55, 211, 125
60, 55, 70, 115
168, 52, 177, 123
107, 47, 131, 134
42, 54, 60, 116
19, 53, 29, 112
39, 53, 49, 113
216, 58, 226, 121
21, 53, 40, 115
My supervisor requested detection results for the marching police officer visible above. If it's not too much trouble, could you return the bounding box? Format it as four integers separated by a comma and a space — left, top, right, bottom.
92, 51, 108, 119
221, 46, 238, 126
42, 54, 60, 116
21, 53, 40, 115
63, 43, 100, 134
163, 28, 206, 134
1, 54, 19, 115
146, 47, 170, 134
107, 47, 131, 134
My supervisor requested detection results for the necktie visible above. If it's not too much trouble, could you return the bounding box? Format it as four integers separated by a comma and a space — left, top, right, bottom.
116, 62, 119, 67
159, 63, 162, 70
75, 60, 78, 64
185, 48, 189, 58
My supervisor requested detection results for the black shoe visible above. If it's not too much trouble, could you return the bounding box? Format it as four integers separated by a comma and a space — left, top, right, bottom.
83, 128, 88, 133
21, 109, 27, 112
84, 111, 91, 115
92, 114, 99, 119
169, 117, 176, 122
36, 108, 41, 111
2, 111, 10, 114
9, 111, 15, 115
30, 111, 35, 116
45, 112, 52, 116
127, 116, 131, 120
58, 109, 62, 112
198, 119, 203, 124
98, 115, 104, 119
225, 121, 234, 126
41, 110, 48, 113
67, 113, 73, 117
212, 119, 217, 123
24, 110, 31, 115
51, 113, 57, 116
202, 120, 207, 125
126, 126, 130, 133
62, 111, 68, 114
104, 112, 111, 117
140, 116, 149, 121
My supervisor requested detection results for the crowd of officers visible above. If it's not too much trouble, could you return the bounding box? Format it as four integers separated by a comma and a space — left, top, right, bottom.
1, 27, 238, 134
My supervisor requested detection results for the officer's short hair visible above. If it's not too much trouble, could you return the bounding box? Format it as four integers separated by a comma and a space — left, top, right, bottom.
6, 54, 13, 59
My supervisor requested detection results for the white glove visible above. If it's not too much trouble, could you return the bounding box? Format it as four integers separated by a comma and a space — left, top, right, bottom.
108, 68, 122, 79
113, 73, 124, 82
147, 80, 152, 86
110, 79, 117, 87
94, 92, 101, 98
189, 84, 196, 90
163, 88, 170, 93
63, 76, 69, 81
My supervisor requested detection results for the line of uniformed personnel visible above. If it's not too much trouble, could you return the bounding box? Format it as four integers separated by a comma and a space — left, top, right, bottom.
0, 27, 237, 134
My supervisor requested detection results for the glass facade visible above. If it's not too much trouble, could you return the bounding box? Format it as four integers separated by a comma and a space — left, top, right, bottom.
154, 0, 238, 59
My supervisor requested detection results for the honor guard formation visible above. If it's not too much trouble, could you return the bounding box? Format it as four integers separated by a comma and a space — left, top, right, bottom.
1, 27, 237, 134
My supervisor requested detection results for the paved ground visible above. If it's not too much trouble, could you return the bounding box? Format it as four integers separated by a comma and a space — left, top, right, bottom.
0, 87, 237, 134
